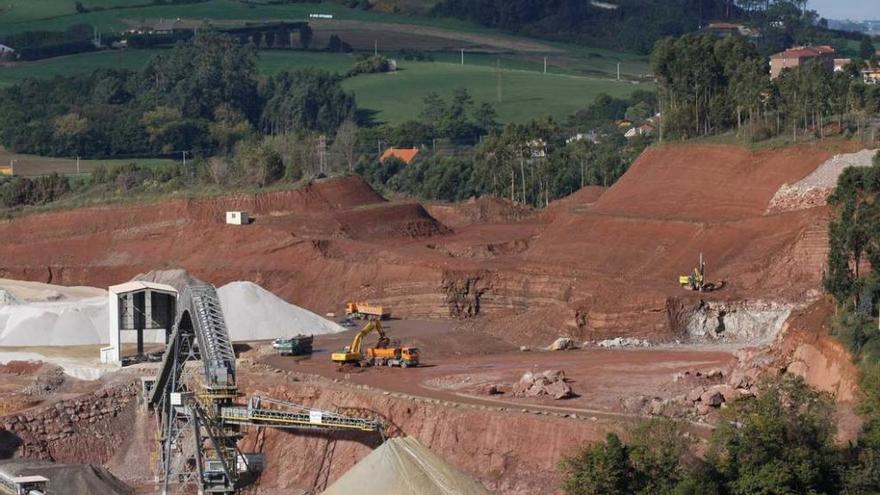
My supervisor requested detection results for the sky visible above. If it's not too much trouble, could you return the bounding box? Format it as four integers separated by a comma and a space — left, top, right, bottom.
809, 0, 879, 21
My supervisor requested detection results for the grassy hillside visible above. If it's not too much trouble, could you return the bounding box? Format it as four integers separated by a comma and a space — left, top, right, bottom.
343, 61, 642, 124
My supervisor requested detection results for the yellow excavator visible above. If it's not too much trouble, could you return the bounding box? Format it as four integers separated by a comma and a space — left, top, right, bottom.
679, 253, 724, 292
331, 320, 420, 367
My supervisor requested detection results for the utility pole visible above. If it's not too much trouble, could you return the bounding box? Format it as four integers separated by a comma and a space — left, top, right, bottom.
496, 58, 502, 103
544, 57, 547, 74
374, 40, 378, 56
460, 48, 464, 65
617, 63, 620, 81
318, 135, 327, 173
76, 156, 80, 174
182, 150, 187, 169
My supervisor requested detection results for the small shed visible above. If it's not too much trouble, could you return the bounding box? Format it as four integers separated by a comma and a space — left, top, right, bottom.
226, 211, 250, 225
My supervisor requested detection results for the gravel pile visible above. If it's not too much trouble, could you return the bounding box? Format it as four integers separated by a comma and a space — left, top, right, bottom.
217, 281, 344, 340
768, 149, 877, 212
321, 436, 490, 495
0, 297, 111, 346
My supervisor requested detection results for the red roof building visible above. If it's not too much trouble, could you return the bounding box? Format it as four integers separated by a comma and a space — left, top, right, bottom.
770, 45, 835, 79
379, 148, 420, 165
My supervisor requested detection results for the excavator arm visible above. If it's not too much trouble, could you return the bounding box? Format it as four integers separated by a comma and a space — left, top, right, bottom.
333, 321, 387, 363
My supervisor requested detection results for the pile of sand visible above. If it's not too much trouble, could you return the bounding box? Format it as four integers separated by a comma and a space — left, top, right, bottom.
217, 281, 344, 340
321, 437, 490, 495
0, 297, 109, 346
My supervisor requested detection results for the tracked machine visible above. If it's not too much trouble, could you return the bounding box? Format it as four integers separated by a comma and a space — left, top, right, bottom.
679, 253, 724, 292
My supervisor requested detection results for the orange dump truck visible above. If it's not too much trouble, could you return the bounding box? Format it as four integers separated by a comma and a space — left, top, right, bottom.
345, 302, 390, 320
365, 346, 420, 368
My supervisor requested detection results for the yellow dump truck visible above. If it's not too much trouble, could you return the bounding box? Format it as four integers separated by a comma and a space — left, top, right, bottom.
345, 302, 390, 320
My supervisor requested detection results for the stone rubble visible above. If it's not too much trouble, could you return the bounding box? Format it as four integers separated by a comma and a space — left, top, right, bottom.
512, 370, 574, 400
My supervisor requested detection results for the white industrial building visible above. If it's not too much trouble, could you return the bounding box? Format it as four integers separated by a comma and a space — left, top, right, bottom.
101, 281, 178, 365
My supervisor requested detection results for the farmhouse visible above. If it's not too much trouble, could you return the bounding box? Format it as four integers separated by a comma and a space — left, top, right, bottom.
770, 45, 835, 79
380, 148, 420, 165
0, 43, 14, 60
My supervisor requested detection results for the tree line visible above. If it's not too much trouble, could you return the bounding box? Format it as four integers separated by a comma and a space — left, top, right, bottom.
562, 373, 880, 495
0, 32, 355, 159
652, 34, 880, 142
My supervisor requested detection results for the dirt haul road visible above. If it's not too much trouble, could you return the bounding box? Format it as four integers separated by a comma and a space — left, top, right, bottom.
0, 142, 861, 345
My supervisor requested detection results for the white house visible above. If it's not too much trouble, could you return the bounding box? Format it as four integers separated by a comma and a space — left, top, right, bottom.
0, 44, 15, 59
566, 131, 601, 145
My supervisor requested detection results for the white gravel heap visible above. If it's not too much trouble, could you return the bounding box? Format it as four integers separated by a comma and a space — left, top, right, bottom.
0, 297, 109, 346
216, 281, 344, 340
768, 149, 878, 212
0, 278, 342, 347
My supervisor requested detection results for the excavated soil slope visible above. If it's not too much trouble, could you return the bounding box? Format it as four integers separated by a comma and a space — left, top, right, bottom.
0, 143, 860, 342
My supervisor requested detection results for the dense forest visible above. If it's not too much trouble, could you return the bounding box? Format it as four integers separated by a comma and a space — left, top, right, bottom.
430, 0, 869, 55
0, 32, 354, 158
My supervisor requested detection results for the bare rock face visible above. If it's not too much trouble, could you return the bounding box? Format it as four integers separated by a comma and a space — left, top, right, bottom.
0, 380, 139, 464
512, 370, 574, 400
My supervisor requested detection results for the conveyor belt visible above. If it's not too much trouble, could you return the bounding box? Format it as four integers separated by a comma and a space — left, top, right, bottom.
220, 397, 382, 433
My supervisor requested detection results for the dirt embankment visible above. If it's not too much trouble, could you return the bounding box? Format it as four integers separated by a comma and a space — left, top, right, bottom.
0, 142, 861, 343
774, 299, 860, 403
235, 368, 613, 495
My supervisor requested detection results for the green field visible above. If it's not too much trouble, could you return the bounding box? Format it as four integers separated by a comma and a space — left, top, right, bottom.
343, 61, 645, 124
0, 146, 177, 177
0, 49, 161, 86
0, 0, 478, 35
